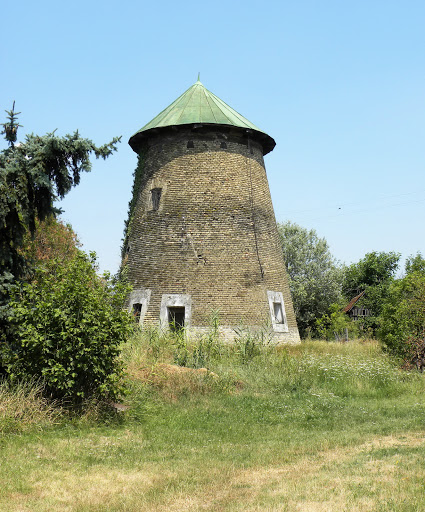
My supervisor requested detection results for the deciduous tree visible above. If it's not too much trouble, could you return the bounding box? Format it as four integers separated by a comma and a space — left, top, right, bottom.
278, 221, 343, 337
342, 251, 400, 331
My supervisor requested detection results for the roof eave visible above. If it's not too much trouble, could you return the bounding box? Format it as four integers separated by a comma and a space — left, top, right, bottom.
129, 123, 276, 155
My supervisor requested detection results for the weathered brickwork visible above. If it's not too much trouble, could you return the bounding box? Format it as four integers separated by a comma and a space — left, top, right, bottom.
126, 127, 300, 343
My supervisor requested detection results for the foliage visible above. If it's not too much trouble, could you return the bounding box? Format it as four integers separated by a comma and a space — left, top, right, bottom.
315, 303, 359, 341
378, 271, 425, 365
278, 221, 343, 337
2, 251, 133, 403
343, 251, 401, 297
343, 251, 401, 332
0, 104, 121, 340
405, 252, 425, 275
19, 216, 80, 269
120, 149, 147, 266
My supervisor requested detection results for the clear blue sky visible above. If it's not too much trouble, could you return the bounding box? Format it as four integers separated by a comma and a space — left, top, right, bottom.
2, 0, 424, 274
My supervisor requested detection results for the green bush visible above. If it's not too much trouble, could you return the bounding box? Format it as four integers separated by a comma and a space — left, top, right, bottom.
315, 303, 359, 341
378, 272, 425, 365
3, 252, 132, 403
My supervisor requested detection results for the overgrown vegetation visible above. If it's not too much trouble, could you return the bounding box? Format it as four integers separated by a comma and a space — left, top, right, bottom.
3, 251, 132, 403
0, 379, 61, 434
120, 149, 147, 268
278, 221, 343, 337
379, 270, 425, 366
2, 336, 425, 511
0, 106, 131, 404
279, 221, 425, 366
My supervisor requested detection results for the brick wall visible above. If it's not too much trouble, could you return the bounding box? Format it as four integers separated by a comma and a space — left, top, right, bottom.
125, 127, 300, 343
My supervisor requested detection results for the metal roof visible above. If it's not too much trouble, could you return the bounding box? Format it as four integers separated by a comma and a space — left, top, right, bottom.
129, 79, 276, 154
342, 290, 366, 313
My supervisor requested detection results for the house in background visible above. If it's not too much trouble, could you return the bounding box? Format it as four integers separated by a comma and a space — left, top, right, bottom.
343, 291, 371, 321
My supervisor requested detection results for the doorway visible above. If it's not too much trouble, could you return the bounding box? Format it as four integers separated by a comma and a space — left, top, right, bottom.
167, 306, 185, 332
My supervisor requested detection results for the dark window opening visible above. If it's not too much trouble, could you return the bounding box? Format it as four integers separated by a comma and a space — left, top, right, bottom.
168, 306, 185, 331
220, 141, 227, 149
273, 302, 284, 324
187, 140, 194, 148
151, 188, 162, 211
132, 303, 142, 323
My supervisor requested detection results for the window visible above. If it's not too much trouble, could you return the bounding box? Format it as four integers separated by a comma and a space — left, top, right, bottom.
187, 140, 194, 148
220, 141, 227, 149
132, 303, 142, 323
267, 291, 289, 333
273, 302, 284, 324
151, 188, 162, 211
160, 294, 192, 331
128, 289, 151, 327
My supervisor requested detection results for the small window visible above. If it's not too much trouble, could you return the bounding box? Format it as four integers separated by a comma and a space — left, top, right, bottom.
187, 140, 194, 148
267, 291, 289, 333
273, 302, 284, 324
132, 303, 142, 323
220, 141, 227, 149
168, 306, 185, 332
151, 188, 162, 211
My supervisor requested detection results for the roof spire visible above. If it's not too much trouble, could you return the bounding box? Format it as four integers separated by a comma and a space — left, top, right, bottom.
197, 72, 201, 82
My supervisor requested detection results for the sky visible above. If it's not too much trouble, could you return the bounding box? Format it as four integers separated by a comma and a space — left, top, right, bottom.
1, 0, 424, 274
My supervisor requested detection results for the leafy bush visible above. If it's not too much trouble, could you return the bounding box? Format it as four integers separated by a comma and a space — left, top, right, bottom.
3, 252, 132, 403
315, 303, 359, 341
378, 272, 425, 365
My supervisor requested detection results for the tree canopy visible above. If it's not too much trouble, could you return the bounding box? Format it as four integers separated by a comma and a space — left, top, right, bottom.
405, 252, 425, 276
278, 221, 343, 337
0, 106, 133, 403
342, 251, 401, 332
0, 103, 120, 281
0, 104, 121, 336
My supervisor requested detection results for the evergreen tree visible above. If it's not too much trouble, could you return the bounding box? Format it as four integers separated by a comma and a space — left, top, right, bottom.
0, 104, 120, 340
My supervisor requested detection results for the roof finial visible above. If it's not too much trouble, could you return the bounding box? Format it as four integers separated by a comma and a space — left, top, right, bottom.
197, 72, 201, 82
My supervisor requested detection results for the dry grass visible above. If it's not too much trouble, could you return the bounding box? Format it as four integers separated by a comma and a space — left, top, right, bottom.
0, 380, 61, 433
2, 339, 425, 511
152, 433, 425, 512
2, 433, 424, 511
127, 363, 222, 400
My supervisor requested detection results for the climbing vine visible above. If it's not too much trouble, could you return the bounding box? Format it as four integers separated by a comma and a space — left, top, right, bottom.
120, 148, 147, 266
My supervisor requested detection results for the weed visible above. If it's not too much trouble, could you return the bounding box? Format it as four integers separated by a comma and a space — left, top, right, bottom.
0, 379, 61, 434
233, 323, 274, 363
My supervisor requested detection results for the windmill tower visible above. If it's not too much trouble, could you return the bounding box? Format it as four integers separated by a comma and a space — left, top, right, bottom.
123, 78, 300, 343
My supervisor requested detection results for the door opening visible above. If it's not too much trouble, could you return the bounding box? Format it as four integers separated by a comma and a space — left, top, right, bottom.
167, 306, 185, 331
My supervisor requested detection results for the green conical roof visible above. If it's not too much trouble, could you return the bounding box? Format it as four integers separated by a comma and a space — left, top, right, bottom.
129, 79, 275, 154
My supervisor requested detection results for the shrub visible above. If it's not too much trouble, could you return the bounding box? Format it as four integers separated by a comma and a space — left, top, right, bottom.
378, 272, 425, 365
315, 303, 359, 341
3, 251, 132, 403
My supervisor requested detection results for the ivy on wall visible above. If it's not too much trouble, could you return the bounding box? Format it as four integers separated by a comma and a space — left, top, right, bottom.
120, 148, 147, 276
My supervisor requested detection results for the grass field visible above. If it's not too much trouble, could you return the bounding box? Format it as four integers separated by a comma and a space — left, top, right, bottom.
1, 333, 425, 511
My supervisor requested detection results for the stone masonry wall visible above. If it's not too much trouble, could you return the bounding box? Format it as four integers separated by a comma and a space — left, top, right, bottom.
126, 127, 300, 343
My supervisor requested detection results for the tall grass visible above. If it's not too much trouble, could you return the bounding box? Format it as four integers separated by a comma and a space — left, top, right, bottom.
0, 379, 61, 434
2, 332, 425, 511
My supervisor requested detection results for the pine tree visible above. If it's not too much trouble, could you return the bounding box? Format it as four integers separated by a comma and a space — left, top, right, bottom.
0, 104, 121, 341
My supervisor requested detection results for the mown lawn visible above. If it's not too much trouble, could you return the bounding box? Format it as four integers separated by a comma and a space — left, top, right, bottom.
1, 339, 425, 511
